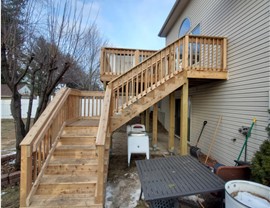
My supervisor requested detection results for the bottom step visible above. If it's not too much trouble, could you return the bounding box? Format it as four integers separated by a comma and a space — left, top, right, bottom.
30, 195, 102, 207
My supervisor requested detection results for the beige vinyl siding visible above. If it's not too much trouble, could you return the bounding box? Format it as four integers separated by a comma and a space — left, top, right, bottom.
164, 0, 270, 165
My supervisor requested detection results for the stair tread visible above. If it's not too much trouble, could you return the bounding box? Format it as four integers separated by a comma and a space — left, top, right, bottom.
56, 145, 96, 150
49, 158, 98, 165
61, 133, 97, 137
30, 195, 102, 207
60, 135, 96, 138
40, 175, 97, 184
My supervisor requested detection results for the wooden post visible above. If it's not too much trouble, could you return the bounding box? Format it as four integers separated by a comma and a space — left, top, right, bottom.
180, 79, 188, 155
135, 50, 140, 65
145, 108, 150, 132
20, 145, 33, 207
169, 92, 175, 153
100, 48, 105, 75
141, 111, 145, 125
152, 103, 158, 149
222, 38, 227, 70
95, 145, 105, 204
183, 35, 189, 69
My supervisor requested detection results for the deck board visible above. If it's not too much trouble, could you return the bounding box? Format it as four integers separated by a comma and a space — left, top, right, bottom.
67, 118, 100, 127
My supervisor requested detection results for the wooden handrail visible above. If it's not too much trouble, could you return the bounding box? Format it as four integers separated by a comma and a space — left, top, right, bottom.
20, 88, 105, 207
20, 88, 71, 207
96, 85, 112, 146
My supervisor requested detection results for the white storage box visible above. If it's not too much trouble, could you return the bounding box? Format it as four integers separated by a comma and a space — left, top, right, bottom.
127, 124, 149, 166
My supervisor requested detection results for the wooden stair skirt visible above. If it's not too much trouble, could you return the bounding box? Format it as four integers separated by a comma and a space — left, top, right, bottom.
28, 123, 108, 207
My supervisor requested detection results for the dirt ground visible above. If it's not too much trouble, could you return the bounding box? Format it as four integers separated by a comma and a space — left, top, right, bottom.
1, 118, 222, 208
1, 119, 16, 155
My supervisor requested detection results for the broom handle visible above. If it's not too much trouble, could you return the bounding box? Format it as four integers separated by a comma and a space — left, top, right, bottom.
195, 121, 207, 147
205, 116, 222, 164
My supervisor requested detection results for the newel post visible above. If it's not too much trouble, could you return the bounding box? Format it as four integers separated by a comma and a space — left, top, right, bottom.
222, 38, 227, 71
135, 50, 140, 65
183, 35, 189, 69
20, 145, 33, 207
95, 145, 105, 204
100, 48, 105, 75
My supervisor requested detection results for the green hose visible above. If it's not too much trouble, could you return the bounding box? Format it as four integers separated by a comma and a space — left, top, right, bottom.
236, 118, 256, 162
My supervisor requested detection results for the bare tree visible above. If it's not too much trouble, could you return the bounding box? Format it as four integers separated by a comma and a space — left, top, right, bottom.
1, 0, 106, 169
64, 25, 107, 91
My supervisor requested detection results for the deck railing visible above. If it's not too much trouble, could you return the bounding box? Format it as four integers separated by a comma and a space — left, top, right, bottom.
100, 47, 157, 81
20, 88, 104, 207
69, 90, 104, 118
108, 35, 227, 113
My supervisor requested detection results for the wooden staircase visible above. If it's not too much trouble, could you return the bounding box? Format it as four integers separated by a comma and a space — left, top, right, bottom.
20, 35, 227, 207
28, 120, 109, 207
110, 71, 187, 131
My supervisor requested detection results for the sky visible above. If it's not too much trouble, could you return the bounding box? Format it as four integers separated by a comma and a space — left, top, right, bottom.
86, 0, 176, 50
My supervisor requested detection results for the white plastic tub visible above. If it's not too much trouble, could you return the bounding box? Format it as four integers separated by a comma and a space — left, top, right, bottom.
225, 180, 270, 208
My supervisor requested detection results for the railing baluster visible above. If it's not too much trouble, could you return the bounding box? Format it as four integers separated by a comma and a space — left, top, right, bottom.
136, 69, 139, 98
140, 67, 143, 95
131, 72, 134, 99
126, 79, 129, 105
195, 37, 198, 67
200, 37, 203, 69
212, 38, 214, 70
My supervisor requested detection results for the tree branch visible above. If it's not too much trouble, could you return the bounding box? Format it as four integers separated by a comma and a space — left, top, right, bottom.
14, 53, 35, 86
1, 43, 12, 88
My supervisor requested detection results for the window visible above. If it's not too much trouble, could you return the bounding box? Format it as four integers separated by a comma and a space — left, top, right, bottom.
178, 18, 191, 38
191, 24, 200, 35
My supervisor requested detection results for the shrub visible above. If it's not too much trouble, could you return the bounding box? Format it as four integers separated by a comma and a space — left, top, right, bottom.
251, 139, 270, 186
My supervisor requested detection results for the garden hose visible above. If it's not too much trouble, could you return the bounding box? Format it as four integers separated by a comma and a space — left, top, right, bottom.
236, 118, 256, 163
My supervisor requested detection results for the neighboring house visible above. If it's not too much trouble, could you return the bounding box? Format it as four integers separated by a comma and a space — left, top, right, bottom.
1, 84, 13, 99
157, 0, 269, 165
1, 84, 38, 118
18, 85, 31, 97
1, 84, 31, 99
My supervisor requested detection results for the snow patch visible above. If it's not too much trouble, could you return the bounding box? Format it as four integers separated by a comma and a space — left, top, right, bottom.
184, 195, 204, 204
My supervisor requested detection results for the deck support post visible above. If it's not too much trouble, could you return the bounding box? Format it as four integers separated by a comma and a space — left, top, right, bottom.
141, 111, 145, 125
180, 79, 188, 155
145, 108, 150, 132
152, 103, 158, 149
169, 92, 175, 153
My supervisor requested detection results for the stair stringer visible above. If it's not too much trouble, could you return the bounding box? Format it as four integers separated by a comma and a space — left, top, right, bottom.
110, 71, 187, 132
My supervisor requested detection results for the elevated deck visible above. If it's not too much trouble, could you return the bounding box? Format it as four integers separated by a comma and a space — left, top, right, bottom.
20, 35, 227, 207
100, 35, 227, 84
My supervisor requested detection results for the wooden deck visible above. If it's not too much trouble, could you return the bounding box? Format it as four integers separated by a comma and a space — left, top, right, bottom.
100, 35, 227, 84
20, 34, 227, 207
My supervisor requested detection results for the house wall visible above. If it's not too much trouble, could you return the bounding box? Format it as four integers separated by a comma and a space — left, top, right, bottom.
162, 0, 270, 165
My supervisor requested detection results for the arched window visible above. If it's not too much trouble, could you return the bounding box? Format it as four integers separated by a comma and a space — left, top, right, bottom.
178, 18, 191, 38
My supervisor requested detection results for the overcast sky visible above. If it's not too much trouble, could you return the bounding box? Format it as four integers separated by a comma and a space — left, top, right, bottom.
87, 0, 175, 50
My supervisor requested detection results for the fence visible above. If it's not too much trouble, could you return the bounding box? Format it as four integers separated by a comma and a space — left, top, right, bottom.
1, 98, 39, 119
